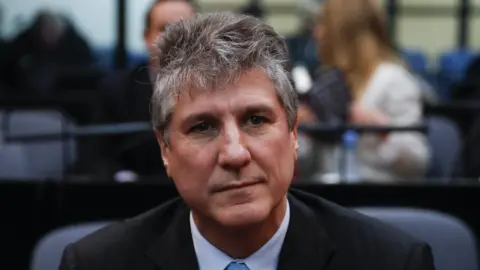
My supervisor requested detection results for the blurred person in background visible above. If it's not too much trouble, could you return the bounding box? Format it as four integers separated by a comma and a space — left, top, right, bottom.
239, 0, 265, 19
95, 0, 195, 181
301, 0, 429, 183
2, 10, 94, 97
289, 0, 351, 179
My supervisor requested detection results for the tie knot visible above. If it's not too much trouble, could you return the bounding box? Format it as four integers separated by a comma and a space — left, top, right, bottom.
225, 261, 250, 270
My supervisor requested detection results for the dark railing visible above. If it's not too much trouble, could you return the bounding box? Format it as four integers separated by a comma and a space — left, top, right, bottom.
1, 121, 427, 143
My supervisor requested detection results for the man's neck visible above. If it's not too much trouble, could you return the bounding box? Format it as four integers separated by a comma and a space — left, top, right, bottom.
193, 197, 287, 259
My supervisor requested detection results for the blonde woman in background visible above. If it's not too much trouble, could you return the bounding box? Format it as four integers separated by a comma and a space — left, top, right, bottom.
313, 0, 430, 183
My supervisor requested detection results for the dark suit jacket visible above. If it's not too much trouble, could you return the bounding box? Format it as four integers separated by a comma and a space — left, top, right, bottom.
60, 189, 434, 270
303, 68, 351, 126
89, 64, 167, 178
98, 64, 153, 124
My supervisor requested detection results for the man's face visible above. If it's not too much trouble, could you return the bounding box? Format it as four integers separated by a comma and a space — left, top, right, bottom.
157, 69, 298, 228
144, 1, 194, 53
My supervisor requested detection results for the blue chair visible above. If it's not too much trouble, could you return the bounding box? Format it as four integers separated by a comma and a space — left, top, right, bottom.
356, 207, 479, 270
402, 48, 428, 78
437, 48, 477, 100
30, 221, 111, 270
402, 48, 440, 95
425, 116, 462, 181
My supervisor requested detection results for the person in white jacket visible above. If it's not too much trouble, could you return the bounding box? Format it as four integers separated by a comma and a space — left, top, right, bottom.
306, 0, 430, 183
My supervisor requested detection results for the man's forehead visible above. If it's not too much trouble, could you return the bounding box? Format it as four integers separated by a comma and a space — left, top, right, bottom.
177, 88, 277, 114
172, 75, 279, 118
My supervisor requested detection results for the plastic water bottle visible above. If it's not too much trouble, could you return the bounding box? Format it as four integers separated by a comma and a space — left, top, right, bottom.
291, 64, 313, 94
341, 130, 360, 183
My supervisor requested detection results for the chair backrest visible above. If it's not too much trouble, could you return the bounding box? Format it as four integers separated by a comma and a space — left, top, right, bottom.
356, 207, 479, 270
437, 48, 477, 100
426, 116, 462, 181
30, 221, 111, 270
0, 110, 77, 179
0, 144, 32, 178
439, 48, 477, 80
403, 48, 428, 77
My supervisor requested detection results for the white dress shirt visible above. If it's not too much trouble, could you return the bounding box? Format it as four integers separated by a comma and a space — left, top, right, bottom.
190, 200, 291, 270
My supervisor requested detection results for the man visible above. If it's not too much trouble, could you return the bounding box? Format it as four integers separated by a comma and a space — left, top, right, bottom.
93, 0, 195, 179
2, 11, 94, 97
60, 13, 435, 269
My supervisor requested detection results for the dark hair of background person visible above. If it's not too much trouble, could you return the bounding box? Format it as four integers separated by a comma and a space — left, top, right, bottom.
144, 0, 197, 34
240, 0, 265, 19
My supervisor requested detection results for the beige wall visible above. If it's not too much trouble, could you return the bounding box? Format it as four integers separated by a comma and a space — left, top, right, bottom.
198, 0, 302, 35
198, 0, 477, 64
396, 0, 456, 64
396, 0, 480, 63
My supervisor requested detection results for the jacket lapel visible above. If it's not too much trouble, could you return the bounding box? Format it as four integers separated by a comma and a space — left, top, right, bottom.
145, 204, 199, 270
278, 193, 337, 270
144, 191, 337, 270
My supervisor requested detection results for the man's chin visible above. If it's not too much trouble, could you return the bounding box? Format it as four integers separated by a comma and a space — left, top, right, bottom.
214, 202, 271, 228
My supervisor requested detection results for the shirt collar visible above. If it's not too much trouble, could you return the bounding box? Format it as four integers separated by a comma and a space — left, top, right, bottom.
190, 200, 291, 270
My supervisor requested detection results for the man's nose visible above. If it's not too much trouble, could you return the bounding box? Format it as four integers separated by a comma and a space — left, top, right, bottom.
218, 124, 251, 169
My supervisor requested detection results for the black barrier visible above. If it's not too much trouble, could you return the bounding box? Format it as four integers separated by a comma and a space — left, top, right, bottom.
2, 122, 152, 143
0, 93, 103, 125
425, 101, 480, 136
299, 123, 427, 141
386, 0, 397, 41
459, 0, 470, 47
1, 180, 479, 270
114, 0, 127, 69
426, 101, 480, 113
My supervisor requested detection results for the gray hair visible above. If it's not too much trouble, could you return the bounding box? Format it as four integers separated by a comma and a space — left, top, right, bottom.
150, 12, 298, 143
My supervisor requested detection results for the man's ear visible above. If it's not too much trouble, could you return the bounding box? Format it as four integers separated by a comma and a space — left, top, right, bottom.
153, 128, 171, 176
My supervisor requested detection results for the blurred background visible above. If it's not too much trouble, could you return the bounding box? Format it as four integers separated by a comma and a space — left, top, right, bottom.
1, 0, 480, 269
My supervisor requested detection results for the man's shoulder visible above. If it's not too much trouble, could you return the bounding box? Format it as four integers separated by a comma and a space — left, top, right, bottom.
289, 188, 426, 257
69, 197, 185, 262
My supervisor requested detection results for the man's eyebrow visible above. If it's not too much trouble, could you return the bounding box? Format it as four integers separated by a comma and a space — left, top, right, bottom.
182, 112, 218, 125
180, 102, 275, 125
240, 103, 275, 115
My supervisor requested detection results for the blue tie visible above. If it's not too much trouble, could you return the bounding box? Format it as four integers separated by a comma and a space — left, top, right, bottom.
224, 261, 250, 270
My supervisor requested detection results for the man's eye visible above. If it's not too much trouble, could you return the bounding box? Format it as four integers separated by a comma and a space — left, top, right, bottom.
189, 122, 212, 133
246, 115, 267, 126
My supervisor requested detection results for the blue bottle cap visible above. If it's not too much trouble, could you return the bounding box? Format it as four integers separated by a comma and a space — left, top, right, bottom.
343, 130, 359, 147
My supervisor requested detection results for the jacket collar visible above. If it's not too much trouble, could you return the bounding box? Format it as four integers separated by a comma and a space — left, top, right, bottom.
146, 191, 336, 270
146, 203, 199, 270
277, 192, 336, 270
